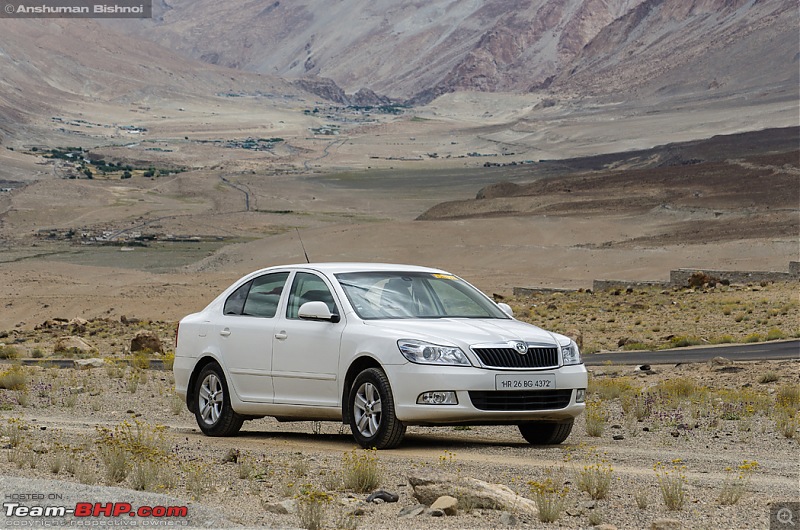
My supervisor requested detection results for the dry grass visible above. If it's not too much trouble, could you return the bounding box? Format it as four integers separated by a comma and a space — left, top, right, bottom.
529, 471, 569, 523
655, 462, 687, 511
509, 282, 798, 352
341, 449, 381, 493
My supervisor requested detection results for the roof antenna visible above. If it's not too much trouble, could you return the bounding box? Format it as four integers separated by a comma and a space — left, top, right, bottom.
295, 227, 310, 263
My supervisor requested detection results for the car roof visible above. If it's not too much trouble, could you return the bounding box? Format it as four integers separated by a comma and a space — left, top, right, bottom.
253, 262, 449, 276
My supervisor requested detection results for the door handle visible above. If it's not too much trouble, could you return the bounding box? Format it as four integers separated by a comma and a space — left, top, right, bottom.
219, 328, 231, 337
274, 331, 288, 340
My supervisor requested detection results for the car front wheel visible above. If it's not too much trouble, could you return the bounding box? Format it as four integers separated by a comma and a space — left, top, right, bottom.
518, 420, 574, 445
194, 363, 244, 437
348, 368, 406, 449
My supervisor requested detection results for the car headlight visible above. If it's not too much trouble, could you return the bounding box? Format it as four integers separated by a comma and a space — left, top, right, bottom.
397, 339, 470, 366
561, 340, 582, 366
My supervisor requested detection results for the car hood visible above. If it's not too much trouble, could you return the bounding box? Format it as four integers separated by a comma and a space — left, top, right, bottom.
362, 318, 561, 348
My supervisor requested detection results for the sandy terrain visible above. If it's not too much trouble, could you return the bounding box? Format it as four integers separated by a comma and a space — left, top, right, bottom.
2, 122, 797, 332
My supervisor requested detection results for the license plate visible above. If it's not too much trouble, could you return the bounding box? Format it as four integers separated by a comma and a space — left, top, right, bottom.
496, 373, 555, 391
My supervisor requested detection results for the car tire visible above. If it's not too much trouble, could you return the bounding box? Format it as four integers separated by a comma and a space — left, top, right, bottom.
518, 420, 574, 445
194, 363, 244, 437
348, 368, 406, 449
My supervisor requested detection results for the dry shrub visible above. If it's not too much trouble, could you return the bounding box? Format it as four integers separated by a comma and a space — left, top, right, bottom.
341, 449, 381, 493
0, 365, 27, 390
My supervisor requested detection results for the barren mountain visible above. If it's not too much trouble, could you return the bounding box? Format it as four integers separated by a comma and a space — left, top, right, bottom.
417, 127, 800, 248
107, 0, 797, 104
0, 19, 310, 146
550, 0, 800, 100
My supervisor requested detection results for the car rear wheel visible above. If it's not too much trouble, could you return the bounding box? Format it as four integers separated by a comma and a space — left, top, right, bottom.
518, 420, 574, 445
349, 368, 406, 449
194, 363, 244, 437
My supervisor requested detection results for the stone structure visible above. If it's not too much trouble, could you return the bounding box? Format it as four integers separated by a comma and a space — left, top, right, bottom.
514, 262, 799, 295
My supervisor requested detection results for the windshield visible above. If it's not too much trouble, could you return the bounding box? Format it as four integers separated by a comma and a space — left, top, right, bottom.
335, 271, 509, 320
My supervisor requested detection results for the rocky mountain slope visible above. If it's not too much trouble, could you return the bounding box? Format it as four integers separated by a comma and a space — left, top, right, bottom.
550, 0, 799, 100
107, 0, 797, 104
0, 19, 309, 144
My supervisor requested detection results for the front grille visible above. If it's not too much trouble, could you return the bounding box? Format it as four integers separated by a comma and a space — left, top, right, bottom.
472, 346, 559, 369
469, 390, 573, 411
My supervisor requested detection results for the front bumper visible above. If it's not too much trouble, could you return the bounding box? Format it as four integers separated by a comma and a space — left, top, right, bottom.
386, 362, 587, 425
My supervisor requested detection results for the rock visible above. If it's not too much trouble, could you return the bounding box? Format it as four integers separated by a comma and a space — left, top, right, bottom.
69, 317, 88, 333
292, 78, 350, 105
636, 364, 651, 372
32, 443, 50, 454
130, 330, 163, 354
279, 499, 296, 514
596, 525, 618, 530
73, 358, 105, 369
430, 496, 458, 516
372, 498, 384, 504
350, 506, 366, 516
222, 448, 239, 463
68, 386, 85, 395
687, 271, 719, 288
499, 511, 518, 526
613, 434, 625, 440
120, 315, 140, 325
566, 506, 584, 517
350, 87, 391, 107
651, 519, 682, 530
429, 509, 445, 517
408, 470, 538, 518
708, 356, 733, 367
54, 336, 95, 355
566, 328, 583, 349
398, 504, 426, 518
261, 501, 289, 515
36, 319, 68, 330
366, 490, 399, 503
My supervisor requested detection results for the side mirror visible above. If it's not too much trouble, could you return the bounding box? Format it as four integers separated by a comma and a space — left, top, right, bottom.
298, 301, 340, 323
497, 302, 514, 318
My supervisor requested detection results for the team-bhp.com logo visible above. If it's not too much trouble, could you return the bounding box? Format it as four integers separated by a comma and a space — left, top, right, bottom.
5, 501, 189, 519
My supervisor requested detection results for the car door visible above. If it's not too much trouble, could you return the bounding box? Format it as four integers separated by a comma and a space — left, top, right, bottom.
216, 271, 289, 403
271, 271, 344, 407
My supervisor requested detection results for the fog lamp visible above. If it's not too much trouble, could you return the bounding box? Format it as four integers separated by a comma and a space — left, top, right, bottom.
417, 391, 458, 405
576, 388, 586, 403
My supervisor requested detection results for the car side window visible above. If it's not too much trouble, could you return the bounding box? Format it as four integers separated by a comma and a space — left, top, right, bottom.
241, 272, 290, 318
223, 272, 289, 317
286, 272, 338, 319
223, 280, 252, 315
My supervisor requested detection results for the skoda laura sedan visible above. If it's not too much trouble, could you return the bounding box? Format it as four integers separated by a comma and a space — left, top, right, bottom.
174, 263, 587, 449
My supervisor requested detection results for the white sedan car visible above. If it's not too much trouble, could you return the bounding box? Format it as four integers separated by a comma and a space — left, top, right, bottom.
174, 263, 587, 449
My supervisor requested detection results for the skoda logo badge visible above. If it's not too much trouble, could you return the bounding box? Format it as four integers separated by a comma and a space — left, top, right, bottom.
513, 341, 527, 354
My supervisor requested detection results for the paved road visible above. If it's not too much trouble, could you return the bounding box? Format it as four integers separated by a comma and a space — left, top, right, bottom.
584, 339, 799, 365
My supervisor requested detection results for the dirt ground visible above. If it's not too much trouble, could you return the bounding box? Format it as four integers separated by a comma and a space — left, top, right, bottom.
0, 358, 797, 529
